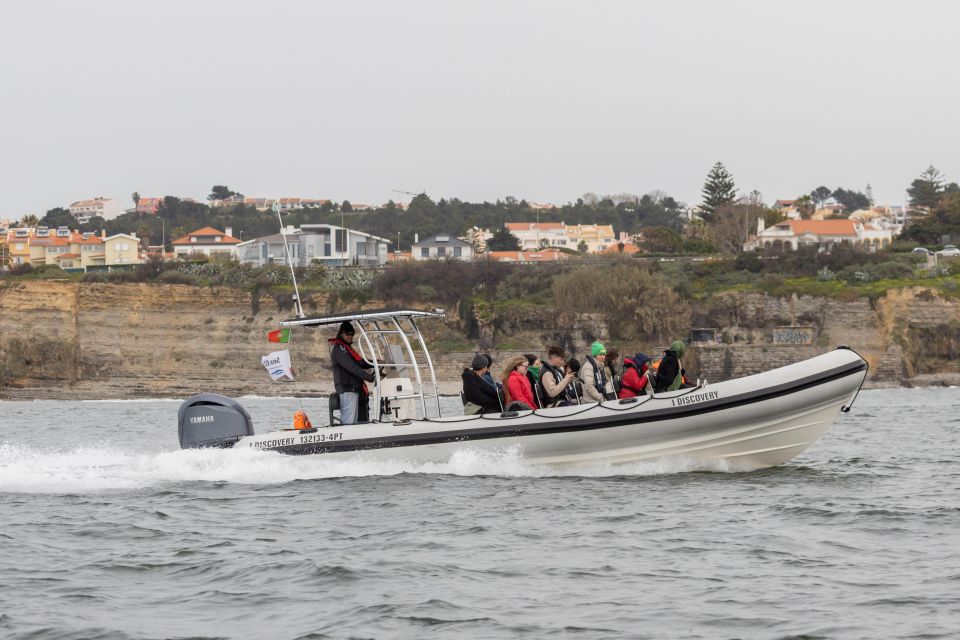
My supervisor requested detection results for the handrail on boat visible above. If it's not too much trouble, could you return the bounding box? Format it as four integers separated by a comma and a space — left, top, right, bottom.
279, 308, 446, 422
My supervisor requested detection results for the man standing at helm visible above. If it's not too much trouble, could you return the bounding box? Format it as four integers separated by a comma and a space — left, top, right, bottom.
328, 321, 375, 424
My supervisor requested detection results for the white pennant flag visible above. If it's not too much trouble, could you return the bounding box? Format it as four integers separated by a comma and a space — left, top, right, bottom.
261, 349, 295, 381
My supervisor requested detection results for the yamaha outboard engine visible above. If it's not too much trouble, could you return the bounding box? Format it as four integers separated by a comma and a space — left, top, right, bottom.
178, 393, 254, 449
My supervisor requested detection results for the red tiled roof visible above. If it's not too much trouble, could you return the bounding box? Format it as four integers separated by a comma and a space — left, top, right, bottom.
171, 226, 241, 245
787, 220, 858, 236
506, 222, 565, 231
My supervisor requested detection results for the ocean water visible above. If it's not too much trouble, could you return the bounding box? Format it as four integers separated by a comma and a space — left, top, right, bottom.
0, 389, 958, 639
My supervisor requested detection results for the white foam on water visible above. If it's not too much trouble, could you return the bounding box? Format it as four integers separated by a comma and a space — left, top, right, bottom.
0, 441, 736, 494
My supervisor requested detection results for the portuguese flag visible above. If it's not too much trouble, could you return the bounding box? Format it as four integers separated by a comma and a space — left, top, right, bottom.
268, 328, 290, 343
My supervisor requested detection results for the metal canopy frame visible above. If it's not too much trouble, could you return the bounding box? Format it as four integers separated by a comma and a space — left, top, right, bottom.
280, 309, 446, 421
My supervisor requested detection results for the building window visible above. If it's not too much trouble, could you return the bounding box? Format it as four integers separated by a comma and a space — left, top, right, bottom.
420, 247, 429, 258
437, 247, 446, 257
453, 246, 462, 257
335, 229, 347, 253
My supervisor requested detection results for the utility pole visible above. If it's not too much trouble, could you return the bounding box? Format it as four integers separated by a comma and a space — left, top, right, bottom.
536, 208, 540, 250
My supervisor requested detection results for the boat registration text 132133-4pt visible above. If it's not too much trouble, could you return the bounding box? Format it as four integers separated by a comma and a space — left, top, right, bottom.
249, 432, 345, 449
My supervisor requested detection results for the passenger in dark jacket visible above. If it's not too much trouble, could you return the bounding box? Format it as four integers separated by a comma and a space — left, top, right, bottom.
462, 354, 503, 415
329, 321, 375, 424
654, 340, 686, 393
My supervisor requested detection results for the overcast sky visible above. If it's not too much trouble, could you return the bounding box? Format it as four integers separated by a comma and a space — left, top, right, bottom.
2, 0, 958, 218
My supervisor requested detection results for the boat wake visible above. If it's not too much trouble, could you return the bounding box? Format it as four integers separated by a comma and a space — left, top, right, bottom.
0, 441, 742, 494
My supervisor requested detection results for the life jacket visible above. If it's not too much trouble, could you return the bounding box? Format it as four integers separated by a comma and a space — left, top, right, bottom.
585, 355, 611, 400
540, 362, 578, 405
292, 410, 312, 430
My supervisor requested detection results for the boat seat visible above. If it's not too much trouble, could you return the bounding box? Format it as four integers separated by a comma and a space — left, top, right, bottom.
328, 393, 341, 427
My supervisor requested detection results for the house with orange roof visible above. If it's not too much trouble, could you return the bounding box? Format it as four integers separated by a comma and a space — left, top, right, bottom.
564, 223, 616, 253
747, 218, 893, 252
3, 227, 143, 271
172, 226, 242, 258
6, 228, 34, 266
135, 197, 164, 214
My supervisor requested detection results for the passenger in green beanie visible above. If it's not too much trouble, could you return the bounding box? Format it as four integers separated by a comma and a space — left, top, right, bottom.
581, 341, 614, 402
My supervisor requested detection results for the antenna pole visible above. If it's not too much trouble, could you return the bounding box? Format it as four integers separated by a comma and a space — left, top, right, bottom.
274, 203, 305, 318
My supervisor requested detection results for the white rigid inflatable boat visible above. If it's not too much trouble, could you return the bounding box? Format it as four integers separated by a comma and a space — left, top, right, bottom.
177, 309, 868, 471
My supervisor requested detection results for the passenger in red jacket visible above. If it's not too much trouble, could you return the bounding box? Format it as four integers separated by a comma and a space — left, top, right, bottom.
502, 356, 536, 410
619, 352, 653, 399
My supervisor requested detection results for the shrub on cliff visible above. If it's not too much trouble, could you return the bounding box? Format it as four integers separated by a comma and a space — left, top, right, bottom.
374, 261, 511, 304
159, 271, 199, 285
553, 263, 689, 342
10, 263, 33, 276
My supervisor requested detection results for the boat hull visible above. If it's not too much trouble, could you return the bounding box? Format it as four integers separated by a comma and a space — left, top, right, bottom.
234, 348, 867, 471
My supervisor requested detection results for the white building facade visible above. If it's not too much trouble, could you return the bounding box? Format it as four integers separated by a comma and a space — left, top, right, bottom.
236, 224, 388, 267
69, 197, 125, 222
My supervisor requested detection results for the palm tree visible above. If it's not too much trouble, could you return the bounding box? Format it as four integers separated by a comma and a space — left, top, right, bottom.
137, 223, 152, 249
131, 192, 141, 209
19, 214, 40, 227
795, 195, 815, 220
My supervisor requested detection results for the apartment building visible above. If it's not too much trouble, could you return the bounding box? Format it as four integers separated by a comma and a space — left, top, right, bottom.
69, 197, 125, 221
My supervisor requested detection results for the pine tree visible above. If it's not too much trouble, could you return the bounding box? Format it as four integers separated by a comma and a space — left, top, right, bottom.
907, 165, 945, 210
486, 225, 521, 251
700, 162, 738, 222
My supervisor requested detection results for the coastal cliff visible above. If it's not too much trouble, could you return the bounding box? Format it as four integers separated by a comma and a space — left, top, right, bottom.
1, 280, 958, 399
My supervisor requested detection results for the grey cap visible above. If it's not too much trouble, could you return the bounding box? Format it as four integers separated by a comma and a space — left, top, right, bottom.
470, 353, 488, 370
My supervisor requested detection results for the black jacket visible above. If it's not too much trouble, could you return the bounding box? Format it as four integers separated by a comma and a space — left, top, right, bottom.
330, 339, 375, 394
462, 369, 502, 413
654, 350, 681, 393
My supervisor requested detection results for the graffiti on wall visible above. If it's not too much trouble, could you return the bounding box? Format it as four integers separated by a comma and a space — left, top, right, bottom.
773, 326, 815, 345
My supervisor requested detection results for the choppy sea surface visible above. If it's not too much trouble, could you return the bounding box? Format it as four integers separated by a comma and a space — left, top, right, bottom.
1, 389, 959, 639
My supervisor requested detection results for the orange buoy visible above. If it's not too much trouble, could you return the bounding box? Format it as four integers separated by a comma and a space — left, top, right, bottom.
292, 410, 313, 430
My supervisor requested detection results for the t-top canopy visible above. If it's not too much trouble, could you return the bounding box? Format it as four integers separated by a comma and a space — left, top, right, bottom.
279, 308, 445, 328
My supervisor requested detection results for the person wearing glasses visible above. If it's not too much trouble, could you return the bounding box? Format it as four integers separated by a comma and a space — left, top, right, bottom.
502, 355, 536, 411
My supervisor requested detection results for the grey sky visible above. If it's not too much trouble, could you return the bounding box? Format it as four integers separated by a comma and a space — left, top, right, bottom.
2, 0, 958, 218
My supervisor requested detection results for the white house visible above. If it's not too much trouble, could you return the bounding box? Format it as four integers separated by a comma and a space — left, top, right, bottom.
236, 224, 388, 267
746, 219, 893, 252
505, 222, 568, 250
410, 233, 474, 261
172, 226, 242, 258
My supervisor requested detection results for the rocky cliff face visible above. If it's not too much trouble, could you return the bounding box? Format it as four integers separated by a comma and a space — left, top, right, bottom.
1, 280, 958, 399
0, 281, 335, 399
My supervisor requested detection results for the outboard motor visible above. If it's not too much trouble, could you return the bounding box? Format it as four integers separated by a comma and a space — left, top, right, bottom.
178, 393, 254, 449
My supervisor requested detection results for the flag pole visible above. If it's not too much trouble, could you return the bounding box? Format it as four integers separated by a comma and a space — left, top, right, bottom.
274, 202, 305, 318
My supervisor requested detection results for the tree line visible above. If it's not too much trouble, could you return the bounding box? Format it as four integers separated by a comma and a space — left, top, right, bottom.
23, 164, 960, 256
